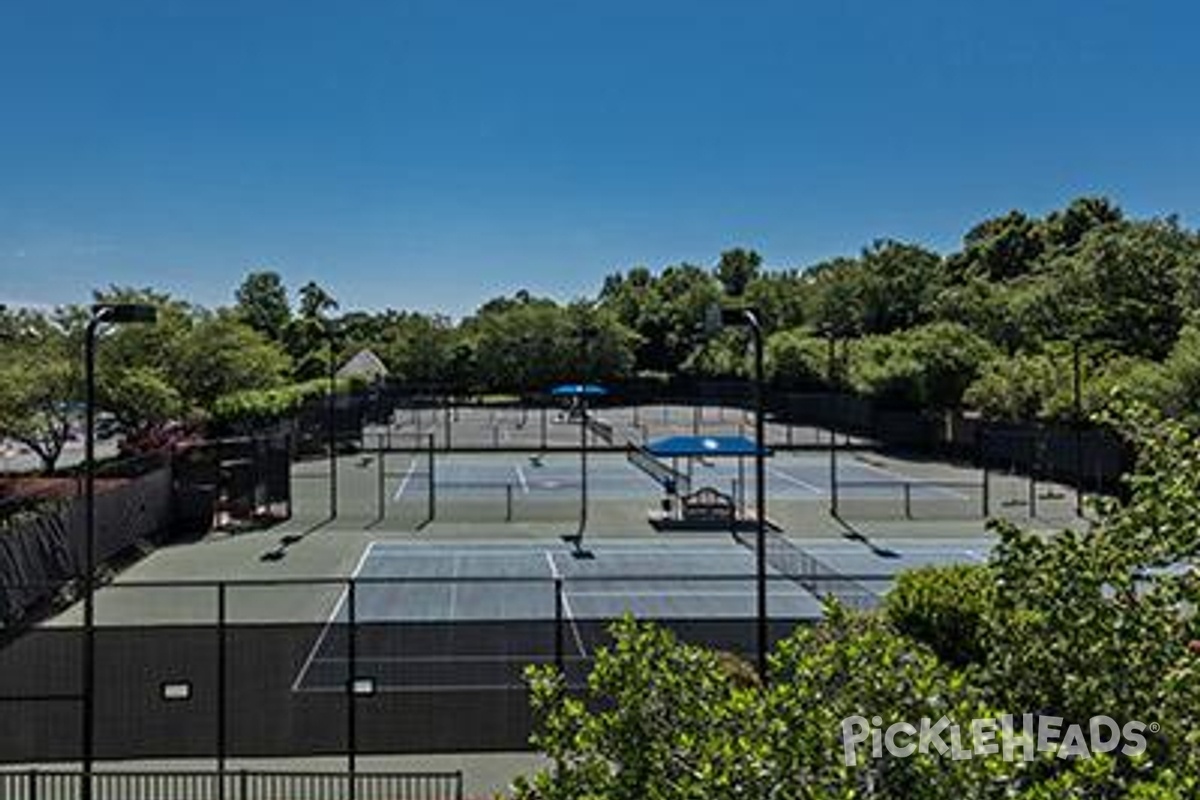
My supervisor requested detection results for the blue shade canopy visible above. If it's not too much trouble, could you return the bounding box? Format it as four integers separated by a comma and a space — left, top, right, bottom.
646, 435, 770, 458
549, 383, 608, 397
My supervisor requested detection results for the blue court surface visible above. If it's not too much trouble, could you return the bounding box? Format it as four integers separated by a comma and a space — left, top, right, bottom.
381, 451, 977, 502
291, 538, 986, 692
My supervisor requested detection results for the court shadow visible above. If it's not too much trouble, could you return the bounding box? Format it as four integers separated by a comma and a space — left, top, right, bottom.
831, 514, 901, 559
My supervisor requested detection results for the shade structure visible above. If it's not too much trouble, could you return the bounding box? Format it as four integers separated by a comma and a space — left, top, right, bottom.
549, 383, 608, 397
646, 434, 770, 459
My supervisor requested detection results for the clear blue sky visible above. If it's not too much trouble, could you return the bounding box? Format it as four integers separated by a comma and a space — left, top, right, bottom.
2, 1, 1197, 317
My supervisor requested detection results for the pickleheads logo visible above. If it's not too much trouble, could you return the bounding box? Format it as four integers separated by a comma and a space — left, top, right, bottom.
840, 714, 1151, 767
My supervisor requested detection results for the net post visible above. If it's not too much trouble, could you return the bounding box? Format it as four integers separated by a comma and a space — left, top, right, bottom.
375, 438, 385, 524
1028, 434, 1038, 519
28, 769, 37, 800
982, 463, 990, 518
554, 578, 565, 672
428, 434, 436, 521
829, 432, 839, 518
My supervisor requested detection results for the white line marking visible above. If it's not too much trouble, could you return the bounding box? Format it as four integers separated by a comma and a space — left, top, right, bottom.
545, 551, 588, 658
312, 653, 583, 664
767, 465, 825, 495
297, 681, 584, 694
448, 555, 460, 620
291, 542, 376, 692
568, 589, 811, 599
514, 464, 530, 494
391, 456, 419, 502
847, 456, 971, 499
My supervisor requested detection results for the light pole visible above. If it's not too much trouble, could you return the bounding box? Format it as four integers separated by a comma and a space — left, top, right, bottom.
705, 304, 768, 681
83, 303, 156, 798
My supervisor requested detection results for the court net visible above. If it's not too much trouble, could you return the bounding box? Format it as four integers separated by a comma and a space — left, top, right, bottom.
732, 529, 880, 611
626, 445, 691, 494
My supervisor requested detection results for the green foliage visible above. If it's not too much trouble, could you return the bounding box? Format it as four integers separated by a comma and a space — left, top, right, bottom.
886, 564, 993, 666
210, 378, 350, 428
0, 341, 77, 473
98, 366, 184, 433
714, 247, 762, 298
848, 323, 997, 409
963, 352, 1059, 421
765, 328, 827, 388
170, 312, 292, 409
516, 401, 1200, 797
234, 270, 291, 342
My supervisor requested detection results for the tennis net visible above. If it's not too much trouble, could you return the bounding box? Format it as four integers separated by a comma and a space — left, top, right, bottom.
587, 415, 615, 445
732, 529, 880, 611
626, 445, 691, 495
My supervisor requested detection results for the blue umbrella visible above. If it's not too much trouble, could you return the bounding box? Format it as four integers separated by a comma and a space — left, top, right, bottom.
549, 383, 608, 397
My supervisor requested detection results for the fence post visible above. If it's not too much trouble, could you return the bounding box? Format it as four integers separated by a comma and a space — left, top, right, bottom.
239, 769, 248, 800
903, 483, 912, 520
505, 484, 513, 522
541, 406, 548, 449
347, 578, 358, 800
217, 582, 228, 800
27, 769, 37, 800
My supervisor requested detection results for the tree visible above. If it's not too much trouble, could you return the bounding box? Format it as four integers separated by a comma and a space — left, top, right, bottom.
514, 402, 1200, 797
0, 324, 77, 473
765, 328, 827, 389
234, 271, 291, 342
848, 323, 997, 409
949, 210, 1044, 282
714, 247, 762, 297
169, 312, 292, 410
297, 280, 339, 320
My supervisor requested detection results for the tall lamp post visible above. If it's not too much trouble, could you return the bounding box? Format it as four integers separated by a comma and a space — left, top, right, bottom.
705, 304, 768, 680
551, 382, 606, 553
83, 303, 156, 798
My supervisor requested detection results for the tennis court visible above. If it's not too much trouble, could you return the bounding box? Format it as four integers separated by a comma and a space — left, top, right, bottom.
291, 537, 985, 693
287, 443, 1016, 528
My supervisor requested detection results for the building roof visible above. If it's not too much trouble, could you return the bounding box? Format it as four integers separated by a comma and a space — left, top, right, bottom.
336, 348, 389, 380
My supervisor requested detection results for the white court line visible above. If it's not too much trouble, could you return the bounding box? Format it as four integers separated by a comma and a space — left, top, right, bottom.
545, 551, 588, 658
767, 465, 826, 496
847, 457, 971, 500
290, 542, 377, 692
568, 589, 810, 599
514, 464, 530, 494
298, 681, 577, 694
448, 554, 460, 621
368, 543, 754, 558
391, 456, 419, 502
309, 653, 589, 664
